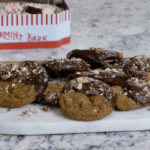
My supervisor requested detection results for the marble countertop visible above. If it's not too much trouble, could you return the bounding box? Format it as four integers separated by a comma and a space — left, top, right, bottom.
1, 0, 150, 149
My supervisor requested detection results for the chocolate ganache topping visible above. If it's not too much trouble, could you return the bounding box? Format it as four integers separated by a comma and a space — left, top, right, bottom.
62, 77, 116, 107
68, 68, 127, 86
122, 78, 150, 105
43, 58, 90, 78
123, 55, 150, 79
0, 61, 49, 97
67, 48, 123, 68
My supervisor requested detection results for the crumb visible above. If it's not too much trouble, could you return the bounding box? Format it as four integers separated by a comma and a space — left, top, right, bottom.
21, 110, 29, 117
28, 108, 32, 112
52, 108, 57, 112
147, 108, 150, 111
32, 111, 38, 114
90, 23, 97, 27
129, 135, 133, 138
42, 106, 49, 112
20, 109, 38, 117
7, 108, 11, 112
41, 106, 58, 113
130, 142, 135, 147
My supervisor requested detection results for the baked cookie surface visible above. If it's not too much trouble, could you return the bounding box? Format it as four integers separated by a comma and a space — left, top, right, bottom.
36, 81, 66, 106
0, 61, 49, 108
59, 77, 116, 121
111, 78, 150, 110
0, 81, 35, 108
111, 86, 142, 110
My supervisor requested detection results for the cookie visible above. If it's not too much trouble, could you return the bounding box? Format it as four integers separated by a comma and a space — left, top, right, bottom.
59, 77, 116, 121
0, 61, 49, 108
111, 78, 150, 110
109, 57, 129, 69
36, 81, 66, 106
0, 81, 35, 108
111, 86, 142, 110
67, 48, 123, 69
68, 68, 128, 86
43, 58, 90, 78
123, 56, 150, 80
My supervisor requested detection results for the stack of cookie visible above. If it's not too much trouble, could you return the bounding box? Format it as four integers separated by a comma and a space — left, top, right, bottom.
1, 48, 150, 121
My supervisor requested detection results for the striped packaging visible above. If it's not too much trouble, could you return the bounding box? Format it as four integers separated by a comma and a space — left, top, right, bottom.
0, 9, 71, 49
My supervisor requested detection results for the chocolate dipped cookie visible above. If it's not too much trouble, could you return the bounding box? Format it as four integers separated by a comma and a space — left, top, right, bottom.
111, 78, 150, 110
68, 68, 128, 86
59, 77, 116, 121
67, 48, 123, 69
43, 58, 90, 78
0, 61, 49, 108
36, 81, 66, 106
123, 56, 150, 80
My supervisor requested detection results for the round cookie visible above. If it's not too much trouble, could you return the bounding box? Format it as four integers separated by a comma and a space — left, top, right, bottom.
17, 61, 49, 97
123, 55, 150, 80
0, 81, 35, 108
0, 61, 49, 108
68, 68, 128, 86
67, 48, 123, 69
59, 77, 116, 121
43, 58, 90, 78
111, 86, 142, 110
111, 78, 150, 110
36, 81, 66, 106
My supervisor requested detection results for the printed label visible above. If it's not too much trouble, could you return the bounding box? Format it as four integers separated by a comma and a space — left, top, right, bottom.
0, 10, 71, 49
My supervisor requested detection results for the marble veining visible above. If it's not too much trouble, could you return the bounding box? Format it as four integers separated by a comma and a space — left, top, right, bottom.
1, 0, 150, 149
1, 131, 150, 150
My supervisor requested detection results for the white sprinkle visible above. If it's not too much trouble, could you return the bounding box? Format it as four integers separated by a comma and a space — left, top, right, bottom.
22, 67, 28, 72
11, 65, 18, 71
12, 84, 15, 87
77, 83, 82, 90
92, 70, 100, 74
143, 87, 148, 92
77, 77, 89, 84
5, 85, 9, 93
112, 68, 119, 73
124, 92, 127, 96
32, 69, 37, 73
105, 68, 112, 72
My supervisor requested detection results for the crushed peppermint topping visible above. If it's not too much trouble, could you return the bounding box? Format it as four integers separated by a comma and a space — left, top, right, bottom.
125, 77, 150, 105
123, 56, 150, 78
12, 83, 15, 87
0, 61, 48, 85
62, 77, 115, 105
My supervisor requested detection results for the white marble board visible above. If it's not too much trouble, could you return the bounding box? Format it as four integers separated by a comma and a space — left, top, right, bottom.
0, 0, 150, 135
0, 104, 150, 135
